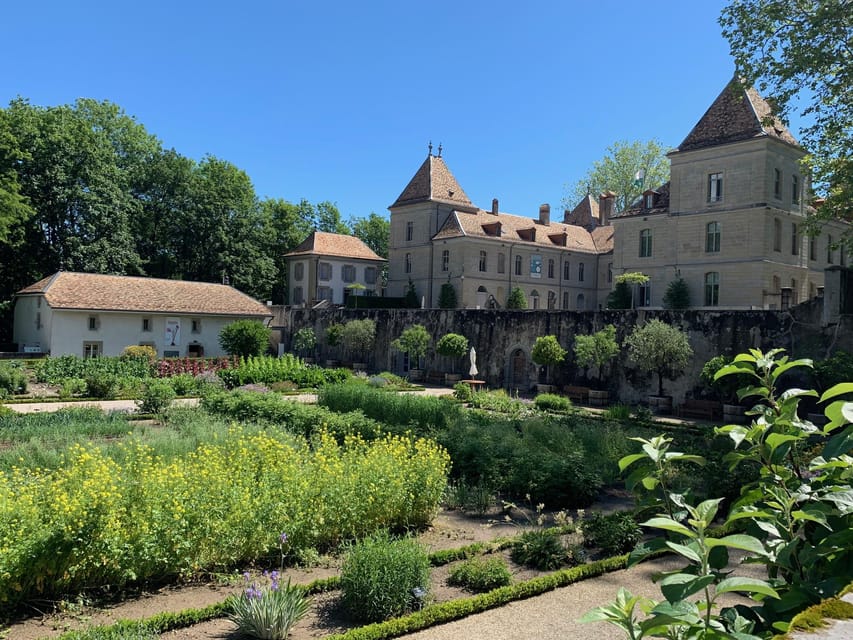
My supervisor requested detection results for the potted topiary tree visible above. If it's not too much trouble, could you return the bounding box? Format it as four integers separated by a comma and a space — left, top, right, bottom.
573, 324, 619, 406
506, 286, 527, 310
531, 335, 567, 393
392, 324, 431, 381
435, 332, 469, 385
700, 354, 750, 423
625, 319, 693, 414
340, 319, 376, 371
324, 323, 344, 367
292, 327, 317, 363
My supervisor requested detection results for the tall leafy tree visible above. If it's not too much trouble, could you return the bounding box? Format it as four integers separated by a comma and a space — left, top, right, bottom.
563, 139, 670, 213
350, 212, 389, 258
4, 98, 145, 277
260, 198, 313, 303
0, 112, 33, 245
173, 156, 275, 300
314, 200, 350, 234
720, 0, 853, 247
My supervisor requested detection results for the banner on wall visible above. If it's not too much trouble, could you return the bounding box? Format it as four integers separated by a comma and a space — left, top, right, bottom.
165, 318, 181, 346
530, 254, 542, 279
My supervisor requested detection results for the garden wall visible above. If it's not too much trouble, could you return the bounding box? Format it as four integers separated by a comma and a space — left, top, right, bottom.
273, 305, 853, 404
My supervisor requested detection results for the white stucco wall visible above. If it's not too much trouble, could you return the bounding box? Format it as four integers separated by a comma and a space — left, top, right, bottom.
41, 310, 267, 357
12, 296, 52, 352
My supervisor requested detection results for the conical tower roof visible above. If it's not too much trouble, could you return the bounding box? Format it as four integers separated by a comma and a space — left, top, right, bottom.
677, 79, 798, 152
390, 153, 475, 209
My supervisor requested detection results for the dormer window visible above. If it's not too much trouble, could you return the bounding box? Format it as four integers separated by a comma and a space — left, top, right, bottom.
481, 221, 502, 237
517, 227, 536, 242
643, 190, 656, 209
548, 232, 567, 247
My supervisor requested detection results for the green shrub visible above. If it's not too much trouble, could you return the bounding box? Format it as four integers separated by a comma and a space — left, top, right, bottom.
201, 389, 383, 441
467, 389, 524, 415
0, 361, 28, 395
59, 377, 88, 399
341, 531, 431, 622
453, 382, 473, 402
85, 373, 121, 399
167, 373, 197, 396
325, 323, 343, 347
35, 354, 151, 383
534, 393, 572, 413
443, 479, 495, 515
218, 354, 351, 389
812, 350, 853, 392
318, 383, 461, 435
506, 286, 527, 309
448, 556, 512, 592
136, 380, 177, 415
219, 320, 272, 357
510, 530, 568, 570
581, 511, 642, 556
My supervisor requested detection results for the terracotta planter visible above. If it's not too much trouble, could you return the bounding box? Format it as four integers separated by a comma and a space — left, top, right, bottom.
648, 395, 673, 415
444, 373, 462, 385
722, 403, 747, 424
588, 389, 609, 407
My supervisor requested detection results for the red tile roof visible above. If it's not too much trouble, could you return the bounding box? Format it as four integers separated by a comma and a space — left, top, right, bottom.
434, 208, 606, 254
390, 154, 476, 209
678, 79, 798, 152
17, 272, 272, 316
283, 231, 385, 261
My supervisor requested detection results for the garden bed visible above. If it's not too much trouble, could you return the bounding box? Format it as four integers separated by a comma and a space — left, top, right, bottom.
6, 494, 634, 640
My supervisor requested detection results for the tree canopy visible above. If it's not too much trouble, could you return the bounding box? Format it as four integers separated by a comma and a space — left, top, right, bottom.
625, 319, 693, 397
563, 140, 670, 213
720, 0, 853, 247
0, 96, 376, 342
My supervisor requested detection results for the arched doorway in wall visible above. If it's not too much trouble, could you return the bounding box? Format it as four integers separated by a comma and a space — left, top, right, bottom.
476, 286, 489, 309
576, 293, 586, 310
508, 347, 529, 392
530, 290, 540, 310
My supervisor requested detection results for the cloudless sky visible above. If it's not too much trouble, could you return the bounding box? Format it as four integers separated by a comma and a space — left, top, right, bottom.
2, 1, 795, 222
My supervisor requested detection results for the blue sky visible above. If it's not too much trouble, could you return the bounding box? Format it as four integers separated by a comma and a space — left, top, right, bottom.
2, 1, 790, 222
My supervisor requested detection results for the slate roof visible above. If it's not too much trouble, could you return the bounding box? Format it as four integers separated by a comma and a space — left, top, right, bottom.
17, 272, 272, 316
612, 182, 671, 219
678, 79, 798, 152
283, 231, 385, 261
433, 209, 604, 254
390, 154, 475, 209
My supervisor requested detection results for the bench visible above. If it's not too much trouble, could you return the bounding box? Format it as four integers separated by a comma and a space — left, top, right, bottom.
676, 399, 722, 421
425, 371, 445, 385
563, 385, 591, 404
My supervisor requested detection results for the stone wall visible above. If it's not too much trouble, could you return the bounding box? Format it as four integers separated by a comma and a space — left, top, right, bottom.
273, 305, 852, 404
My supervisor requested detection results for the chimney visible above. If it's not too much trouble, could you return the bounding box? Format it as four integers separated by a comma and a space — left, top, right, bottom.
599, 191, 615, 226
491, 198, 499, 215
539, 203, 551, 225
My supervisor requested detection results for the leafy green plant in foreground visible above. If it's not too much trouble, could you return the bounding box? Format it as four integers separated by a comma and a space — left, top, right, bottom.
448, 556, 512, 592
585, 348, 853, 639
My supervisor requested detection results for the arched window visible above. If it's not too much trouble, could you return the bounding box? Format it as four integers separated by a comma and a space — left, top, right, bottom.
547, 259, 555, 279
441, 250, 449, 272
578, 263, 585, 282
704, 272, 719, 306
479, 250, 487, 272
515, 255, 523, 275
547, 291, 556, 309
530, 290, 540, 309
405, 253, 412, 273
576, 293, 585, 310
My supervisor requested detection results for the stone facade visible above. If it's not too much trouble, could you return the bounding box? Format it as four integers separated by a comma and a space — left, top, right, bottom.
387, 80, 849, 311
277, 305, 852, 404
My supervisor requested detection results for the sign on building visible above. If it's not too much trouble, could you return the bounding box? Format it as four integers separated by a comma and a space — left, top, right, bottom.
530, 254, 542, 279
